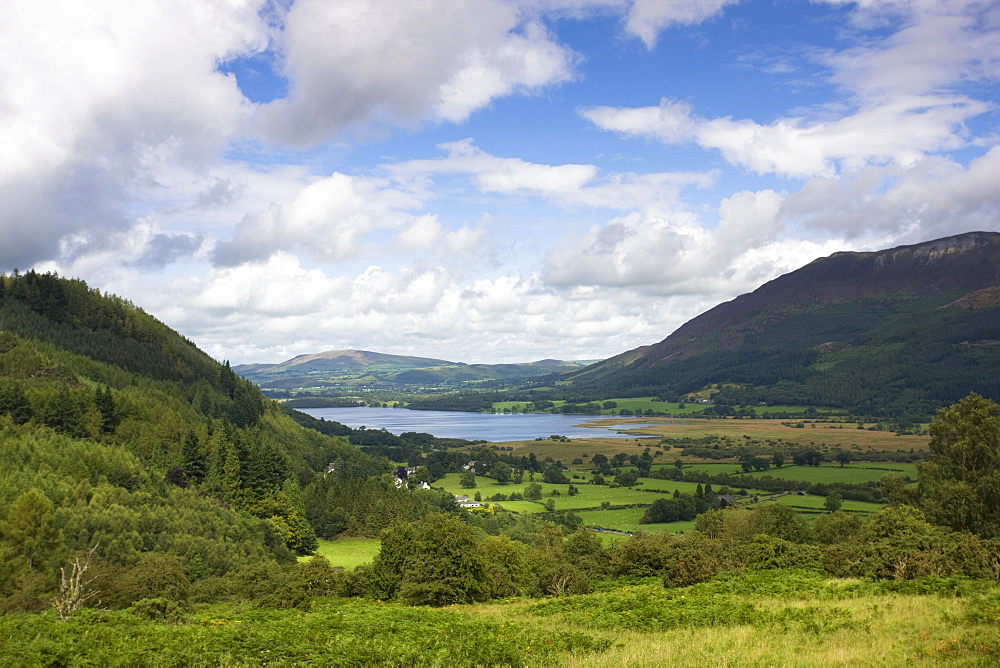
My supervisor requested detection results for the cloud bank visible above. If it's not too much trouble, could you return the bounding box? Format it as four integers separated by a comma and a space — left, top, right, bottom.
2, 0, 997, 364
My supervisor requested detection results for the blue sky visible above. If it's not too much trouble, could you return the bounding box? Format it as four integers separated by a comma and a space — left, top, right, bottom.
2, 0, 998, 364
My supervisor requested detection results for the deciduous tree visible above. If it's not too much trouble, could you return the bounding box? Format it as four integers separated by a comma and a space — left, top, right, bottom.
917, 393, 1000, 538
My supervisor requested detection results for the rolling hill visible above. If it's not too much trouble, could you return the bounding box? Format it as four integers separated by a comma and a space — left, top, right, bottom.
564, 231, 1000, 419
235, 350, 596, 393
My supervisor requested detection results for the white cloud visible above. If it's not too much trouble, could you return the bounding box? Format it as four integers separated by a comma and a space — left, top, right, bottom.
192, 252, 339, 316
0, 0, 265, 266
256, 0, 578, 144
435, 21, 578, 122
544, 210, 713, 290
624, 0, 739, 47
214, 172, 428, 265
583, 94, 989, 179
782, 146, 1000, 243
389, 139, 712, 213
583, 0, 998, 179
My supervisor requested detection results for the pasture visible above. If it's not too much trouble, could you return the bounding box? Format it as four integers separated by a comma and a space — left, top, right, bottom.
573, 507, 696, 535
774, 494, 882, 515
678, 462, 918, 484
307, 537, 381, 568
436, 472, 683, 509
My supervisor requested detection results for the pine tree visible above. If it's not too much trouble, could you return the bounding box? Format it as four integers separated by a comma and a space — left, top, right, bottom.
95, 386, 119, 433
181, 431, 207, 483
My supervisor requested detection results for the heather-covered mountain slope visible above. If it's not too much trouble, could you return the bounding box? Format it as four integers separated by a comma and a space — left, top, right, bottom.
565, 232, 1000, 419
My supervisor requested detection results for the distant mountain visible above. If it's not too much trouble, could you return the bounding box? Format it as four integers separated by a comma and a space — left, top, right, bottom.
235, 350, 597, 392
566, 231, 1000, 419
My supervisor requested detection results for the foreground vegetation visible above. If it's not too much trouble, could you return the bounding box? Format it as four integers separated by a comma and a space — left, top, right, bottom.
3, 569, 998, 666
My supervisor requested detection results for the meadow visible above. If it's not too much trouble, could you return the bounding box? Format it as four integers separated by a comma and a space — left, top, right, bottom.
680, 462, 919, 484
773, 494, 882, 515
305, 537, 381, 568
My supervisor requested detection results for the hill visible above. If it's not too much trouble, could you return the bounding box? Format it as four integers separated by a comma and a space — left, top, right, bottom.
565, 231, 1000, 419
235, 350, 595, 394
0, 270, 447, 614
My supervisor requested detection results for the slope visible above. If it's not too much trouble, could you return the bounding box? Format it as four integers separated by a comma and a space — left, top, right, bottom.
567, 232, 1000, 418
0, 271, 388, 613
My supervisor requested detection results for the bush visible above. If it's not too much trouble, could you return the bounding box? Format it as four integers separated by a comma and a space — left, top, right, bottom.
743, 535, 822, 571
100, 553, 190, 609
660, 532, 732, 587
127, 597, 187, 622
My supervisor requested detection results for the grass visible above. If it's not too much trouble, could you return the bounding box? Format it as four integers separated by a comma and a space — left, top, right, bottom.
676, 463, 915, 485
7, 571, 995, 666
436, 473, 699, 511
773, 493, 883, 515
573, 507, 696, 534
305, 537, 381, 568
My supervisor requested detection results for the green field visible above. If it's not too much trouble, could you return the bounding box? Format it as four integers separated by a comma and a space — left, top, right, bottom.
433, 462, 891, 533
489, 397, 833, 417
774, 494, 883, 515
677, 462, 917, 484
625, 475, 770, 496
436, 472, 689, 511
306, 537, 381, 568
572, 507, 697, 535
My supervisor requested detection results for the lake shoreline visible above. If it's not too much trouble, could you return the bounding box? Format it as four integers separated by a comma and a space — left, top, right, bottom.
299, 406, 666, 442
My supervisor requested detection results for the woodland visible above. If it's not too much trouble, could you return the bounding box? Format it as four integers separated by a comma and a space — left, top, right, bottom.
1, 271, 999, 665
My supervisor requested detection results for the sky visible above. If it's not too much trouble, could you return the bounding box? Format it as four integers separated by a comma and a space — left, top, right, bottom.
2, 0, 999, 365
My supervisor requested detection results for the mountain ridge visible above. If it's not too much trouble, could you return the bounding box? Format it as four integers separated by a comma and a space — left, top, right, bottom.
565, 231, 1000, 417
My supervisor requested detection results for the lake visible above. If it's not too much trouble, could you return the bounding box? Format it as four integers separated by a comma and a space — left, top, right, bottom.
298, 406, 655, 442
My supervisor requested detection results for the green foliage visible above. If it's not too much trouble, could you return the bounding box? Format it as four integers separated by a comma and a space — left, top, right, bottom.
303, 476, 459, 539
0, 272, 420, 614
100, 552, 191, 609
0, 598, 612, 666
821, 505, 1000, 581
0, 488, 59, 571
367, 513, 488, 606
918, 392, 1000, 537
126, 597, 188, 623
742, 535, 822, 572
812, 510, 864, 544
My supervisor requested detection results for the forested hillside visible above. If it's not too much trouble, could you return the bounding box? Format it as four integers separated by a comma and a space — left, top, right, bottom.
0, 271, 445, 614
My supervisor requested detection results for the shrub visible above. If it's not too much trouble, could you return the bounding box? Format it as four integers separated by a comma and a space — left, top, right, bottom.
742, 535, 822, 571
660, 532, 732, 587
127, 597, 187, 623
101, 553, 190, 609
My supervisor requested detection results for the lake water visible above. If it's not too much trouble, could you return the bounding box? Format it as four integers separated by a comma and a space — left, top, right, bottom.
299, 406, 655, 442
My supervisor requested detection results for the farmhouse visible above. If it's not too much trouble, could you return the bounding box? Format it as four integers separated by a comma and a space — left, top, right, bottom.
454, 495, 481, 508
